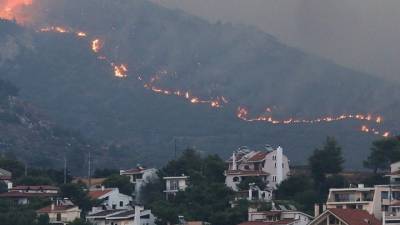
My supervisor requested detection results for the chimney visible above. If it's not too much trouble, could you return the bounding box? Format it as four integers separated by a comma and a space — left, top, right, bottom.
232, 152, 237, 170
101, 186, 105, 191
134, 205, 143, 225
314, 204, 320, 217
51, 203, 55, 211
276, 146, 284, 185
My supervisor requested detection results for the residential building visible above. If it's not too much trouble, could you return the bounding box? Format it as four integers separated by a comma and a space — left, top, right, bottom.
225, 146, 290, 191
243, 207, 312, 225
326, 184, 400, 220
388, 161, 400, 185
89, 187, 133, 211
164, 175, 189, 200
87, 205, 156, 225
120, 166, 158, 201
309, 208, 381, 225
37, 200, 81, 225
0, 185, 59, 204
0, 168, 12, 189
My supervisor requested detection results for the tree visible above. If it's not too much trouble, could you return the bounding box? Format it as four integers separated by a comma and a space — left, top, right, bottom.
60, 184, 94, 215
102, 175, 134, 196
15, 176, 54, 186
68, 219, 93, 225
0, 181, 7, 194
237, 176, 266, 191
364, 137, 400, 173
93, 168, 119, 178
37, 214, 50, 225
0, 156, 25, 179
309, 137, 344, 183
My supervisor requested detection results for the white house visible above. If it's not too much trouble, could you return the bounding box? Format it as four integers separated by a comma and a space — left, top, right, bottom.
164, 175, 189, 200
37, 200, 81, 225
246, 207, 313, 225
225, 146, 290, 191
387, 161, 400, 184
120, 166, 158, 201
89, 187, 133, 211
87, 205, 156, 225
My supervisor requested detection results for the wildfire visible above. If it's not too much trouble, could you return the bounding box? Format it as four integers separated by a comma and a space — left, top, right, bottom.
36, 24, 394, 138
0, 0, 32, 22
91, 39, 102, 53
113, 64, 128, 78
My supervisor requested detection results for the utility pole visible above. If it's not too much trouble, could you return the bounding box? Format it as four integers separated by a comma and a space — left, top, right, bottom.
64, 156, 67, 184
88, 150, 92, 188
174, 138, 177, 160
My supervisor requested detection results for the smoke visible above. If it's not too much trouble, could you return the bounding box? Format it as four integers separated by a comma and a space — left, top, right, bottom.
0, 33, 33, 65
152, 0, 400, 82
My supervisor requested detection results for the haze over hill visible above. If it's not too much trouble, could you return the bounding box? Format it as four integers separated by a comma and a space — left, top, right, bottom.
0, 0, 399, 170
153, 0, 400, 82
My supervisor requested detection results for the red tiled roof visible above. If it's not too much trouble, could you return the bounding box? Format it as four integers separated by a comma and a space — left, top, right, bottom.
225, 170, 269, 176
88, 189, 113, 199
37, 205, 77, 213
0, 176, 11, 180
248, 152, 269, 162
0, 191, 58, 198
238, 219, 296, 225
121, 167, 146, 174
12, 185, 59, 191
328, 209, 381, 225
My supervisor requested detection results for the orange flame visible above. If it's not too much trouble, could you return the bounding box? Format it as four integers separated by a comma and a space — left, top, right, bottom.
92, 39, 102, 53
113, 64, 128, 78
0, 0, 32, 22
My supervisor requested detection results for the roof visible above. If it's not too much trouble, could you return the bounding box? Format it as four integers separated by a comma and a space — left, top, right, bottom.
0, 191, 58, 198
0, 168, 11, 180
225, 170, 269, 176
120, 167, 147, 175
12, 185, 59, 191
88, 210, 124, 218
248, 152, 270, 162
88, 188, 114, 199
238, 219, 296, 225
107, 210, 135, 219
163, 176, 189, 180
322, 209, 381, 225
37, 204, 78, 213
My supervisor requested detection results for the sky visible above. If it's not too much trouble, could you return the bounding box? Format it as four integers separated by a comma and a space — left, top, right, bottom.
152, 0, 400, 82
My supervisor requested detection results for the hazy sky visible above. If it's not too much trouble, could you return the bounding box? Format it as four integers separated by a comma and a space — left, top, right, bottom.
152, 0, 400, 82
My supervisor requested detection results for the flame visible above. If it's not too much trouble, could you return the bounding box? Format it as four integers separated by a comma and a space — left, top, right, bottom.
92, 39, 102, 53
112, 64, 128, 78
0, 0, 32, 22
37, 24, 394, 137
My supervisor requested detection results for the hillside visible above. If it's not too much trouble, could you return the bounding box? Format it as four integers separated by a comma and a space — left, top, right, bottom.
0, 0, 399, 169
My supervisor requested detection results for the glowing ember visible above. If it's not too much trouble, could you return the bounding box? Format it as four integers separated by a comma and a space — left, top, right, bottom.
91, 39, 102, 53
113, 64, 128, 78
76, 32, 87, 37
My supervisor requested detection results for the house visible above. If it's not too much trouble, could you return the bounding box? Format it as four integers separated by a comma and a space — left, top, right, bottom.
243, 207, 312, 225
325, 184, 400, 220
0, 185, 59, 204
387, 161, 400, 184
87, 205, 156, 225
164, 175, 189, 200
37, 200, 81, 225
225, 146, 290, 191
120, 166, 158, 201
89, 187, 133, 211
309, 208, 381, 225
0, 168, 12, 189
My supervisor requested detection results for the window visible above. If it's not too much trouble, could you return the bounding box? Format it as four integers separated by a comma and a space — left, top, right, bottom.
357, 205, 363, 209
272, 176, 276, 182
120, 201, 123, 207
272, 156, 276, 161
382, 191, 389, 199
56, 213, 61, 221
112, 204, 116, 209
170, 180, 179, 190
274, 163, 276, 168
244, 165, 250, 170
233, 177, 240, 182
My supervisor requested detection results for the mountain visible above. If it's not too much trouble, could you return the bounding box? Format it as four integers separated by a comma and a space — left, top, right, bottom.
0, 0, 399, 169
